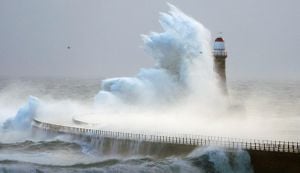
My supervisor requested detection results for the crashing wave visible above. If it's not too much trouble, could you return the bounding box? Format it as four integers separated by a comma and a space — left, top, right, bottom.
95, 4, 219, 107
3, 96, 39, 130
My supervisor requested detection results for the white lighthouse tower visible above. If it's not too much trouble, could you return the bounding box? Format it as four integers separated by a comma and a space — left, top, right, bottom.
213, 37, 228, 93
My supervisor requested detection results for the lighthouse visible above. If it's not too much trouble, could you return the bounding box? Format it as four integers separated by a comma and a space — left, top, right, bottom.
213, 37, 228, 94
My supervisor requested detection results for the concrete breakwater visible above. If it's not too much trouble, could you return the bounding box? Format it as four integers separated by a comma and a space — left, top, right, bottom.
32, 118, 300, 173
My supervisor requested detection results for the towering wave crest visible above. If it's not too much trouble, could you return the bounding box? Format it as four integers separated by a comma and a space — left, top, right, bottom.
95, 4, 220, 108
3, 96, 40, 130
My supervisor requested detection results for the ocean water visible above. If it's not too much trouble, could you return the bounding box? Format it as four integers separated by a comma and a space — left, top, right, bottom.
0, 4, 299, 173
0, 77, 299, 173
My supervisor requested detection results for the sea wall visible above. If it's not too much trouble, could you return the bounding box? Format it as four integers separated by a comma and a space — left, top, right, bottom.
32, 119, 300, 172
248, 150, 300, 173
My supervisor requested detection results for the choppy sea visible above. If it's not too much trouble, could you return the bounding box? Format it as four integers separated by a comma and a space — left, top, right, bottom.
0, 77, 299, 173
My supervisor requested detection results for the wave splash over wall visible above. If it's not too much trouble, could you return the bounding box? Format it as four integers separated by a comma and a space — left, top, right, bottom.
3, 96, 39, 130
0, 4, 256, 173
2, 4, 225, 135
95, 4, 221, 108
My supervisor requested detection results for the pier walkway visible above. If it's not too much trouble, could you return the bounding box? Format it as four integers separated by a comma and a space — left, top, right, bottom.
32, 118, 300, 153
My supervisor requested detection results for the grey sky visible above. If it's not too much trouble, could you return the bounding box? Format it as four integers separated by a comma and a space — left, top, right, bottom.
0, 0, 299, 80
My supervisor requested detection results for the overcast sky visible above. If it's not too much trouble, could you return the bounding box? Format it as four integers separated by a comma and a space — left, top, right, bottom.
0, 0, 299, 80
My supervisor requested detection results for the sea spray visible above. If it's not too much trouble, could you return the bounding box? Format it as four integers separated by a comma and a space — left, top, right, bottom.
1, 3, 291, 173
3, 4, 225, 136
3, 96, 39, 130
95, 4, 221, 109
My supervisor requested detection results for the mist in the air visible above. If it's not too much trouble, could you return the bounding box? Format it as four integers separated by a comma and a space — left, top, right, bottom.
1, 4, 299, 144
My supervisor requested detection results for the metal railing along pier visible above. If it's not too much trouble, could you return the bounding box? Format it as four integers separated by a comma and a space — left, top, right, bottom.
32, 119, 300, 153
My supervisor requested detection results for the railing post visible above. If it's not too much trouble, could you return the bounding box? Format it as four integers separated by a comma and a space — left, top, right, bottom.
293, 144, 295, 153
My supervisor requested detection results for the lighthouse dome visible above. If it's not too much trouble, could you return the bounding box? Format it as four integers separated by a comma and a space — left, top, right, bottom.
214, 37, 225, 50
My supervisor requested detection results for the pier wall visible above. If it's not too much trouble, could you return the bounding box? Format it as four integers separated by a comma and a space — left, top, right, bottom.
32, 119, 300, 173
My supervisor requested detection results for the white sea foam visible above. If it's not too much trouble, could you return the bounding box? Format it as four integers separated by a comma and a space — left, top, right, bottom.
3, 96, 39, 130
95, 4, 221, 109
